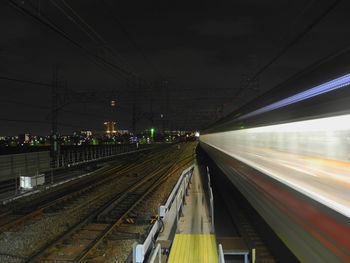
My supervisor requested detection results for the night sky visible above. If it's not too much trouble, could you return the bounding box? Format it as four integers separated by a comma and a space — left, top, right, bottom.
1, 0, 349, 135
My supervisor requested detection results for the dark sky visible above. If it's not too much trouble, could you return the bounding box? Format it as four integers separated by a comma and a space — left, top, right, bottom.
0, 0, 349, 135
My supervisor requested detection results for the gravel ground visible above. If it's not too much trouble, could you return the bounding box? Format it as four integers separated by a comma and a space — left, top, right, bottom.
92, 146, 196, 262
0, 143, 196, 263
0, 171, 141, 261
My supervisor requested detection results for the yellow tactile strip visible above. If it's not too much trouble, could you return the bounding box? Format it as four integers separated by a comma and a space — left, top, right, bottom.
168, 234, 218, 263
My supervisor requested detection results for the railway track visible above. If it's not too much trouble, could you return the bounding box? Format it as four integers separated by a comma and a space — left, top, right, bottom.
0, 179, 18, 197
0, 146, 159, 200
0, 145, 158, 198
29, 157, 193, 262
0, 142, 196, 262
0, 148, 167, 232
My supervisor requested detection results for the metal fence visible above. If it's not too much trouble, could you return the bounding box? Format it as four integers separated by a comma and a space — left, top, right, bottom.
0, 144, 154, 201
0, 151, 50, 181
133, 165, 195, 263
53, 144, 148, 168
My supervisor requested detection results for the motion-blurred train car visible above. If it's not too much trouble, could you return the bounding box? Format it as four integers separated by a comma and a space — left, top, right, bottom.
200, 50, 350, 262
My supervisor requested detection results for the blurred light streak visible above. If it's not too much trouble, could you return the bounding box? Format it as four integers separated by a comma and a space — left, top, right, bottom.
201, 113, 350, 218
238, 73, 350, 121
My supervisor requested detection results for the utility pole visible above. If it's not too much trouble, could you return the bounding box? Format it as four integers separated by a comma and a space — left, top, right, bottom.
161, 80, 169, 133
129, 74, 137, 135
51, 68, 60, 168
50, 69, 118, 167
132, 103, 136, 135
149, 81, 154, 127
164, 80, 169, 132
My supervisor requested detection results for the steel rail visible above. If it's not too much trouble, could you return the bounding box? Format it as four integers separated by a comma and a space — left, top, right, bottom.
0, 147, 167, 232
77, 155, 195, 262
24, 145, 191, 262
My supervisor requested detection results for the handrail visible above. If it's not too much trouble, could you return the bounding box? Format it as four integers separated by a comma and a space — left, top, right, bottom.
159, 165, 194, 217
207, 166, 215, 233
133, 164, 194, 263
218, 244, 225, 263
149, 243, 161, 263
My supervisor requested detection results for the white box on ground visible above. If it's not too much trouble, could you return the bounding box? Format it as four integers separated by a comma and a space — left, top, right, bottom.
20, 174, 45, 189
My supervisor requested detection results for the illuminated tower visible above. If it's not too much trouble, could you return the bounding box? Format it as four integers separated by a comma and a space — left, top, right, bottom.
104, 121, 116, 134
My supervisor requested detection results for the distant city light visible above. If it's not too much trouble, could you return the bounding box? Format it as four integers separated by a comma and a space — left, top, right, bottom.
104, 121, 116, 134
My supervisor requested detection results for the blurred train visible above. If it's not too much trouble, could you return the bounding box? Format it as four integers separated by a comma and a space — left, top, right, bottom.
200, 49, 350, 262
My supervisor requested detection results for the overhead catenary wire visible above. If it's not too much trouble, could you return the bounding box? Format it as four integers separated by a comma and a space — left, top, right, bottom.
7, 0, 131, 82
0, 117, 104, 131
60, 0, 105, 43
50, 0, 134, 73
0, 74, 137, 129
252, 0, 341, 80
7, 0, 156, 118
0, 72, 154, 108
71, 0, 158, 94
0, 64, 53, 86
4, 0, 136, 133
211, 0, 342, 123
0, 76, 51, 87
7, 0, 162, 130
49, 0, 99, 45
0, 99, 117, 120
99, 0, 163, 79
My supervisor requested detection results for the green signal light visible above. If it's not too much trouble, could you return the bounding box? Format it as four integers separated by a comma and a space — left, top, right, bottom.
92, 138, 98, 145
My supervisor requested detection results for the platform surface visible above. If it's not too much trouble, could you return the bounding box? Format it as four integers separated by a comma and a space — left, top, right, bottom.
177, 164, 212, 234
168, 234, 218, 263
168, 164, 218, 262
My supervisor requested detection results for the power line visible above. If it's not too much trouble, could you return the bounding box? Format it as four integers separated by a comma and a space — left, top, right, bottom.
212, 0, 341, 122
0, 74, 153, 108
49, 0, 99, 44
0, 99, 116, 120
50, 0, 158, 92
0, 75, 51, 87
0, 117, 104, 130
7, 0, 131, 81
99, 0, 163, 78
0, 99, 50, 110
0, 118, 49, 125
22, 0, 157, 116
50, 0, 133, 72
60, 0, 105, 43
253, 0, 341, 79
